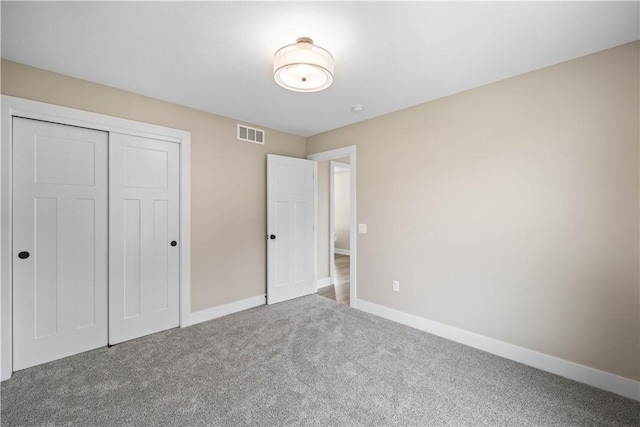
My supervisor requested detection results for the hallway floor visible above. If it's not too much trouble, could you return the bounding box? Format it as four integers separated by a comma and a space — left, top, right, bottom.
317, 254, 350, 306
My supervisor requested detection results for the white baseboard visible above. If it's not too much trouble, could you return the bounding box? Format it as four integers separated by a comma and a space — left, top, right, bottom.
317, 277, 332, 288
335, 248, 350, 256
355, 298, 640, 401
190, 294, 265, 325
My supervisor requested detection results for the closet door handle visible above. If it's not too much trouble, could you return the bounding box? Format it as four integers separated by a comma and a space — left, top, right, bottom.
18, 251, 30, 259
170, 241, 177, 247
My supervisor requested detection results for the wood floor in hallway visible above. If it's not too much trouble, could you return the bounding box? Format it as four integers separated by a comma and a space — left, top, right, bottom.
317, 254, 350, 306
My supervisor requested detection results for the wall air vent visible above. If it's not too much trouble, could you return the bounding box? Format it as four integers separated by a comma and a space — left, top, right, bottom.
237, 124, 265, 145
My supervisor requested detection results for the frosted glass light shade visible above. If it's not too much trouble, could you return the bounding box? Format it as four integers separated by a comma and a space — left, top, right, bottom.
273, 37, 334, 92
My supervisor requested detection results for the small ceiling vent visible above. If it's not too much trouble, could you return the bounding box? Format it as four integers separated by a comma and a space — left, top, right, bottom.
237, 124, 265, 145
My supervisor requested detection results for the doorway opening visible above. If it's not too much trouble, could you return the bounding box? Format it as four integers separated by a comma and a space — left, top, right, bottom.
318, 160, 351, 305
307, 146, 356, 308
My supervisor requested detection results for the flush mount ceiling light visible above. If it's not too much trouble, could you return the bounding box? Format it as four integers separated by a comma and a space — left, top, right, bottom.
273, 37, 334, 92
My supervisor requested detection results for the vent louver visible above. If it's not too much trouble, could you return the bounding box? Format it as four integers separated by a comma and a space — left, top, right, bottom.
237, 124, 265, 145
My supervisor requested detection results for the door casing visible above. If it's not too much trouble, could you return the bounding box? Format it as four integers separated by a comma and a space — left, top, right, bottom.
1, 95, 192, 380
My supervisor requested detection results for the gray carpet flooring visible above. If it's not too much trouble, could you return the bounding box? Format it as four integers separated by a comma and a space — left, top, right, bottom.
1, 295, 639, 426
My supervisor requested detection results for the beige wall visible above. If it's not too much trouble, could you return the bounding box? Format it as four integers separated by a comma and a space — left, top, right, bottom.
307, 42, 640, 380
317, 160, 331, 279
1, 60, 306, 313
334, 168, 350, 251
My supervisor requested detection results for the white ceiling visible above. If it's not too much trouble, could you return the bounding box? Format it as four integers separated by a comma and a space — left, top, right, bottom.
2, 1, 638, 137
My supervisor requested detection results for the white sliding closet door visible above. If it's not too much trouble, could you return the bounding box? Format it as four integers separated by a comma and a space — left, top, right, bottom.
12, 118, 108, 370
109, 133, 180, 344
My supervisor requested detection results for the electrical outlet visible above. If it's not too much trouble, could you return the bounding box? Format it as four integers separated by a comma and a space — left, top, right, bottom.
392, 280, 400, 292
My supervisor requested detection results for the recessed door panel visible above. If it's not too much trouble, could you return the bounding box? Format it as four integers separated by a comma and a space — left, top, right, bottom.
125, 146, 168, 189
124, 199, 142, 319
34, 197, 58, 338
275, 200, 290, 287
294, 201, 313, 283
74, 198, 97, 329
13, 117, 108, 371
153, 200, 169, 311
35, 136, 95, 186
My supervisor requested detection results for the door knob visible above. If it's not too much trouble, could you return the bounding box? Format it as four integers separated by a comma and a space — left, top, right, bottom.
170, 241, 177, 247
18, 251, 30, 259
269, 235, 276, 240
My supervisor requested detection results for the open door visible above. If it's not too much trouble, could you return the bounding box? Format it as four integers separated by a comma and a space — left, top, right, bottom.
267, 154, 316, 304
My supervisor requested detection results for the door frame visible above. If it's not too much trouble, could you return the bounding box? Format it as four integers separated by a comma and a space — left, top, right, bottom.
1, 95, 192, 380
307, 146, 357, 308
329, 161, 351, 285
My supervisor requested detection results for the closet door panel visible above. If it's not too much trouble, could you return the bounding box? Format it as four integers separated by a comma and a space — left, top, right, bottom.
109, 133, 180, 344
12, 117, 108, 370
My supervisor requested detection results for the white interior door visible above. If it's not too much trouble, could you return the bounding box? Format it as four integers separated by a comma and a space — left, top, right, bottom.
109, 133, 180, 344
12, 117, 108, 370
267, 154, 316, 304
